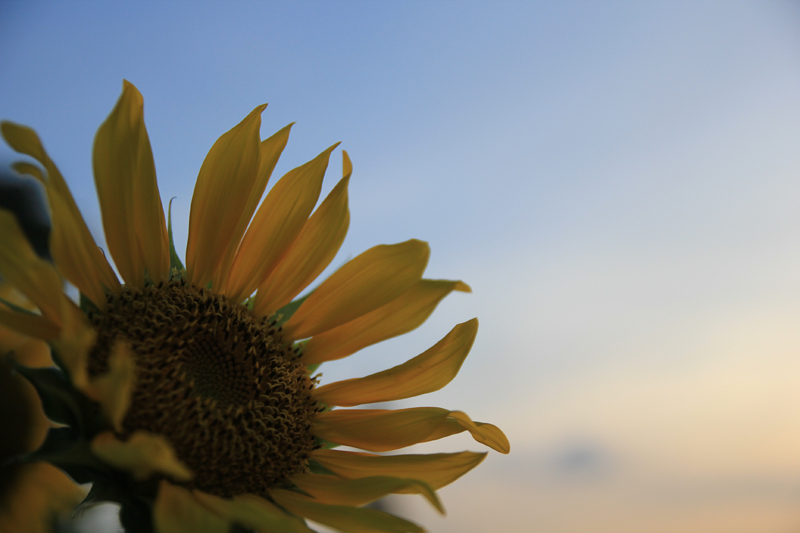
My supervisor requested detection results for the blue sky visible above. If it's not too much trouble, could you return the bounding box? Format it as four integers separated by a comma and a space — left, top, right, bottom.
3, 1, 800, 531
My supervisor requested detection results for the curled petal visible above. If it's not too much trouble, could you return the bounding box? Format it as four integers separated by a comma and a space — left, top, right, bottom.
314, 407, 509, 453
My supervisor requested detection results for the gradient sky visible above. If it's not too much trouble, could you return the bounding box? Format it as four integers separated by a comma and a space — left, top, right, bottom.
2, 1, 800, 531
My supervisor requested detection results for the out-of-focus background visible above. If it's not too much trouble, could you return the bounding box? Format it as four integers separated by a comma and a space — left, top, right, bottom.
2, 1, 800, 531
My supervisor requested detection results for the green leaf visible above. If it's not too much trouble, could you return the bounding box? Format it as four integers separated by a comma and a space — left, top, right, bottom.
167, 198, 185, 278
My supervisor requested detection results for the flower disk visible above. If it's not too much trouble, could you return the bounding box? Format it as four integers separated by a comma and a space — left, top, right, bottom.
87, 279, 318, 497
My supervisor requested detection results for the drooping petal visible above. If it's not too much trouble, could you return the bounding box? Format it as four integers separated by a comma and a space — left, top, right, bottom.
303, 280, 471, 365
283, 240, 430, 341
210, 123, 293, 291
153, 482, 228, 533
185, 104, 267, 288
192, 491, 314, 533
90, 431, 192, 481
311, 449, 487, 491
270, 489, 424, 533
0, 210, 64, 325
3, 121, 120, 303
313, 319, 477, 406
93, 80, 169, 286
290, 473, 443, 514
314, 408, 510, 453
83, 342, 136, 432
253, 153, 351, 317
221, 143, 338, 303
420, 411, 510, 454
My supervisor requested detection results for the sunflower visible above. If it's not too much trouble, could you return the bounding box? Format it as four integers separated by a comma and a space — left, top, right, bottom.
0, 81, 509, 533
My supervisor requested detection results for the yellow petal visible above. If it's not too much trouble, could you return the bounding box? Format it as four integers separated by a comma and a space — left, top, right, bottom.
421, 411, 511, 454
2, 121, 121, 301
0, 210, 64, 325
47, 188, 112, 308
193, 491, 314, 533
93, 80, 169, 286
313, 319, 477, 406
90, 431, 192, 481
185, 104, 267, 288
0, 463, 85, 533
50, 303, 95, 389
0, 307, 59, 341
313, 407, 451, 452
270, 489, 424, 533
253, 163, 351, 317
84, 341, 136, 431
304, 280, 471, 365
222, 143, 338, 303
290, 473, 443, 514
153, 482, 228, 533
311, 449, 486, 491
210, 123, 293, 291
314, 407, 509, 453
11, 161, 45, 182
283, 240, 430, 341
